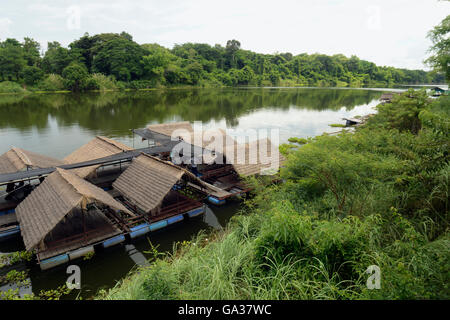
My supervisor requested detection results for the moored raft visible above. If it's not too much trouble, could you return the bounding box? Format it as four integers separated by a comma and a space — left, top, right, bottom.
112, 154, 217, 236
14, 168, 134, 270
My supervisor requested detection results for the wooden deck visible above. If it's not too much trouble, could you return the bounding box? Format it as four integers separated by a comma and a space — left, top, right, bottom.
123, 191, 204, 227
0, 212, 17, 227
37, 211, 122, 261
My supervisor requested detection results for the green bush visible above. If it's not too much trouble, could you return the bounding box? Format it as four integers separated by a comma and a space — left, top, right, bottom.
37, 74, 66, 91
62, 63, 89, 91
85, 73, 118, 91
0, 81, 25, 93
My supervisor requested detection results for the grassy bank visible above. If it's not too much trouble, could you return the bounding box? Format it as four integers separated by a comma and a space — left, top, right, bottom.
100, 90, 448, 300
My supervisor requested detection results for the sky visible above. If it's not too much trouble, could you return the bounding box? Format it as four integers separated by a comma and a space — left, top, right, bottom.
0, 0, 448, 70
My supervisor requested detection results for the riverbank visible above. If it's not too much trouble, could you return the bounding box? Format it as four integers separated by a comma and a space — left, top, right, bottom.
0, 81, 438, 96
101, 90, 449, 300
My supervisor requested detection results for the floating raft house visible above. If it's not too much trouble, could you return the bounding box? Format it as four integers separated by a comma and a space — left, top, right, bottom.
15, 168, 134, 269
113, 154, 219, 234
200, 138, 286, 204
64, 136, 132, 179
0, 148, 65, 235
0, 147, 64, 175
134, 123, 286, 205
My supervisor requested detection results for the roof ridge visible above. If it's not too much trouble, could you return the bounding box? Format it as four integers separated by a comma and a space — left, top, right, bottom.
96, 136, 130, 151
140, 153, 186, 172
139, 153, 208, 186
55, 168, 85, 199
11, 147, 33, 167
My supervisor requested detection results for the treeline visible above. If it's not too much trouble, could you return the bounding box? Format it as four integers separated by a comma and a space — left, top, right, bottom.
0, 32, 445, 92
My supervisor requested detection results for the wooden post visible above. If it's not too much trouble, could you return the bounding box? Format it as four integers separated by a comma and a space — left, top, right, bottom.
82, 208, 86, 241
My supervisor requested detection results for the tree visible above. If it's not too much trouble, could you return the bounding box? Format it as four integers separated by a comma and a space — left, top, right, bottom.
42, 42, 79, 75
141, 44, 178, 84
21, 65, 44, 85
426, 14, 450, 82
0, 39, 26, 81
92, 37, 146, 81
62, 63, 89, 91
226, 40, 241, 69
22, 37, 41, 66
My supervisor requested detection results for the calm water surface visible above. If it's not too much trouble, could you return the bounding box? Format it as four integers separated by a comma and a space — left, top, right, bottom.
0, 87, 388, 298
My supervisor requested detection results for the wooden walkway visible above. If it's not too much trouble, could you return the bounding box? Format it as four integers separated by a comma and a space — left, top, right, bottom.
0, 143, 180, 186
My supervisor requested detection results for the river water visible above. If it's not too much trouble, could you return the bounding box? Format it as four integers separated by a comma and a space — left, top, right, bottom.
0, 87, 388, 299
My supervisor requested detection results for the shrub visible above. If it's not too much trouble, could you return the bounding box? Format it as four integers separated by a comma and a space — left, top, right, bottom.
0, 81, 25, 93
37, 74, 66, 91
62, 63, 89, 91
85, 73, 118, 91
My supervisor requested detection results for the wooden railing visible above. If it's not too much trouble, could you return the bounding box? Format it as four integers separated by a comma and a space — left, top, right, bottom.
43, 225, 115, 252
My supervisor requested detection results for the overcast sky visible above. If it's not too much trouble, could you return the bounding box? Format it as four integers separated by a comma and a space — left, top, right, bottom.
1, 0, 448, 70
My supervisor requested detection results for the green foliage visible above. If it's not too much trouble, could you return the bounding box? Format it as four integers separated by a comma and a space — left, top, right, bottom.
101, 92, 449, 300
1, 270, 29, 286
329, 123, 346, 128
288, 137, 308, 144
0, 81, 25, 93
83, 251, 95, 261
21, 66, 44, 86
62, 63, 89, 91
0, 33, 444, 93
37, 74, 66, 91
84, 73, 118, 91
369, 89, 430, 134
426, 14, 450, 82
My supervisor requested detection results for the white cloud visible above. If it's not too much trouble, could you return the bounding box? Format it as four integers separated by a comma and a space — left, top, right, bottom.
1, 0, 449, 69
0, 18, 12, 38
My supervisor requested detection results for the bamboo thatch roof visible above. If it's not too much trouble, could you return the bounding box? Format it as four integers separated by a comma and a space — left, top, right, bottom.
185, 128, 236, 151
147, 122, 235, 150
64, 136, 132, 179
113, 153, 210, 214
0, 147, 64, 175
224, 138, 286, 177
16, 168, 132, 251
147, 121, 194, 138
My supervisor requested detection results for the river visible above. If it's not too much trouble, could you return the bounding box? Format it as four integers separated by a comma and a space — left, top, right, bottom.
0, 87, 389, 299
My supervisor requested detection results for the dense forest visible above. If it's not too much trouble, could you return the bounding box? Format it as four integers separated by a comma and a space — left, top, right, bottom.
0, 32, 445, 93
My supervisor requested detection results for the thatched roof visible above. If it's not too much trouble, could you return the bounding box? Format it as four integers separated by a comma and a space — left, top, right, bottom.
113, 153, 209, 214
186, 128, 236, 151
147, 122, 235, 150
64, 136, 132, 178
224, 138, 286, 177
147, 121, 194, 138
0, 147, 64, 175
16, 168, 132, 250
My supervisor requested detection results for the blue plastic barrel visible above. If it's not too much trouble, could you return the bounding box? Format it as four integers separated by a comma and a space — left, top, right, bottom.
167, 214, 184, 225
149, 220, 168, 231
130, 223, 150, 239
103, 234, 125, 248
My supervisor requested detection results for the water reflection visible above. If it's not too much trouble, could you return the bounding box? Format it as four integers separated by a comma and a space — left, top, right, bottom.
0, 88, 382, 158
